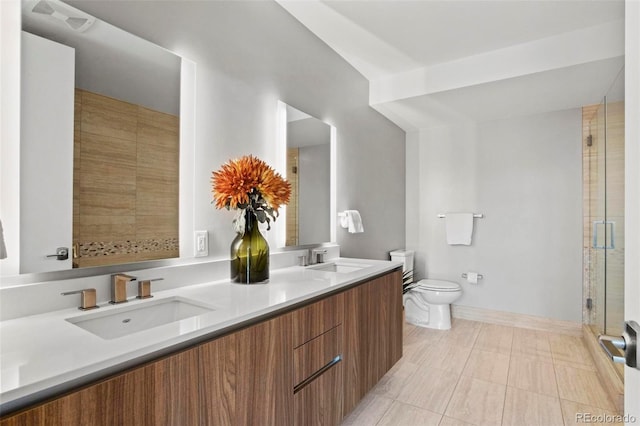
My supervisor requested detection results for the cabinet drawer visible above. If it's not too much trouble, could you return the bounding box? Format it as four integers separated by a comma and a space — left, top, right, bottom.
292, 292, 344, 348
294, 358, 343, 426
294, 325, 342, 387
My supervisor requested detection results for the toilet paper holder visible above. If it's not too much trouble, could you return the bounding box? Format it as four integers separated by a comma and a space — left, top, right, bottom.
461, 273, 483, 280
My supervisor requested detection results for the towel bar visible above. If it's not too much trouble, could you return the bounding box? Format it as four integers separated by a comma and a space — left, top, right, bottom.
437, 213, 483, 218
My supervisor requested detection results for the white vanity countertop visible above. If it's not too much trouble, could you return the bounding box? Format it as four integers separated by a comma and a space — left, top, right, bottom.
0, 257, 401, 413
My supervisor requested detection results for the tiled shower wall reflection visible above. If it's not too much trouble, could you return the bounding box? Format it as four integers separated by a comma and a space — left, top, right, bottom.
286, 148, 299, 246
72, 89, 179, 268
582, 104, 599, 327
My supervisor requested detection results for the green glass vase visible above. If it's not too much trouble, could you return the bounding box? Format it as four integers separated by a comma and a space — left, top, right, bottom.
230, 210, 269, 284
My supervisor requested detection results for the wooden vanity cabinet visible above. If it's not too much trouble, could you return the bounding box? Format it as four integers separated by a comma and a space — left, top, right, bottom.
0, 269, 402, 426
199, 314, 293, 426
343, 270, 403, 415
294, 346, 343, 426
290, 269, 403, 424
0, 318, 291, 426
0, 348, 199, 426
291, 293, 344, 425
291, 293, 344, 348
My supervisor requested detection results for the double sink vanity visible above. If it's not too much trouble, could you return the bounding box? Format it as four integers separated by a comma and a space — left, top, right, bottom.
0, 257, 403, 425
3, 2, 405, 424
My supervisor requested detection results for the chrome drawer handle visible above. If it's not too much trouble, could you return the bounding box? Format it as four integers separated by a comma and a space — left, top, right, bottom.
293, 355, 342, 394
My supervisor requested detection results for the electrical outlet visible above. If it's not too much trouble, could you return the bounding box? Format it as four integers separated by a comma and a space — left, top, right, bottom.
195, 230, 208, 257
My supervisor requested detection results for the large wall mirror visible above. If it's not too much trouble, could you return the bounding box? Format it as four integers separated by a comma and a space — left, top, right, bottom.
277, 102, 336, 248
8, 0, 192, 277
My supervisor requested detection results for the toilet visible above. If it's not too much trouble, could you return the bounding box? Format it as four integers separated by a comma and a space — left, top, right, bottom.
403, 279, 462, 330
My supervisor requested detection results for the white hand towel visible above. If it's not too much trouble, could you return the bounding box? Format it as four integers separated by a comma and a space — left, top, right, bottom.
345, 210, 364, 233
445, 213, 473, 245
0, 219, 6, 259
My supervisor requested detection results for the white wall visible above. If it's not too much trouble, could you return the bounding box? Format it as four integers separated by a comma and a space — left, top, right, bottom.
624, 0, 640, 416
407, 109, 583, 322
59, 1, 406, 261
0, 0, 21, 276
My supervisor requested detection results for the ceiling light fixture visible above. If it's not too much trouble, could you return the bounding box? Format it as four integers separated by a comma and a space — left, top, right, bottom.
30, 0, 95, 33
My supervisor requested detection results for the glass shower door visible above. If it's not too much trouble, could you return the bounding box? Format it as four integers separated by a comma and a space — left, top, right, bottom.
592, 99, 607, 334
604, 69, 625, 336
591, 68, 625, 336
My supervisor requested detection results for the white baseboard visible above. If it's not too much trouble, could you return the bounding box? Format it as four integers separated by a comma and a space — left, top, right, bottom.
451, 304, 583, 336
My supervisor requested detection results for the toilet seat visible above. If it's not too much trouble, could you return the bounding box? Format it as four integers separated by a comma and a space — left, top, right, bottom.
415, 279, 461, 292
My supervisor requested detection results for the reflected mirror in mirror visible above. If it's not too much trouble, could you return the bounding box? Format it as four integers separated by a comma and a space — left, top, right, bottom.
21, 0, 181, 272
283, 104, 332, 246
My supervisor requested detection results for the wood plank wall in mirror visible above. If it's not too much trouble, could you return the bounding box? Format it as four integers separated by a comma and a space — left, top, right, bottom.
73, 90, 179, 268
286, 148, 300, 246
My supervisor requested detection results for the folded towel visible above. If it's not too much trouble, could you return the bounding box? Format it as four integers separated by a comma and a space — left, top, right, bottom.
345, 210, 364, 233
445, 213, 473, 245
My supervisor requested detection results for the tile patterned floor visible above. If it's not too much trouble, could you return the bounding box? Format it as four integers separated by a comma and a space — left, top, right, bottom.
341, 319, 621, 426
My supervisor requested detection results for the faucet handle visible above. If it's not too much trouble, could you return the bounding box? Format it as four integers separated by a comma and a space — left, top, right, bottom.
61, 288, 99, 311
137, 278, 163, 299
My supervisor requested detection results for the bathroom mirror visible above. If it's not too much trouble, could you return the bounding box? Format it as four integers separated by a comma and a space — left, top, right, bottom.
277, 102, 336, 248
13, 0, 185, 275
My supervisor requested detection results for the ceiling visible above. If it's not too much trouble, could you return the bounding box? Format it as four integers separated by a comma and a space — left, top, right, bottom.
22, 0, 181, 115
276, 0, 625, 130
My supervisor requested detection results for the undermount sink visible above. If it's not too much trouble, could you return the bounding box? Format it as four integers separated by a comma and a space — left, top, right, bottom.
66, 297, 215, 340
308, 261, 370, 274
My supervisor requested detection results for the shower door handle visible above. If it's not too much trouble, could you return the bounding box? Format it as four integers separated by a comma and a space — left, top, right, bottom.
598, 335, 626, 364
598, 321, 639, 369
592, 220, 615, 249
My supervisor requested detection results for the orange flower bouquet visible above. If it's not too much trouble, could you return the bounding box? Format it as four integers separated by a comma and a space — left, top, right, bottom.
211, 155, 291, 283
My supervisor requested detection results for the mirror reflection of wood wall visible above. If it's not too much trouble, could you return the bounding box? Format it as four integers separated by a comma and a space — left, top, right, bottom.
286, 148, 299, 246
73, 89, 179, 268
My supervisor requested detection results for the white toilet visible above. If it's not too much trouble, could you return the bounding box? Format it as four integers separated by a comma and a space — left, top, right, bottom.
403, 279, 462, 330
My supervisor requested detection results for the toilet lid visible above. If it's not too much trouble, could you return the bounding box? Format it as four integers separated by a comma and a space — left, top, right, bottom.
417, 279, 461, 292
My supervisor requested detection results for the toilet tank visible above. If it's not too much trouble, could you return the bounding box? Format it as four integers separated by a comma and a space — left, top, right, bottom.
389, 249, 414, 283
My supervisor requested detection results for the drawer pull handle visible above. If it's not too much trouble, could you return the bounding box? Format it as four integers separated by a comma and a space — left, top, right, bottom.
293, 355, 342, 394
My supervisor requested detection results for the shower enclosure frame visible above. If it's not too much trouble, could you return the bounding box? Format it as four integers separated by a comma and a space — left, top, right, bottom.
583, 67, 625, 381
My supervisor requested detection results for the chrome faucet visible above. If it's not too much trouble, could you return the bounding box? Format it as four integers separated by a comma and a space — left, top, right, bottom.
110, 274, 136, 304
311, 248, 328, 264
